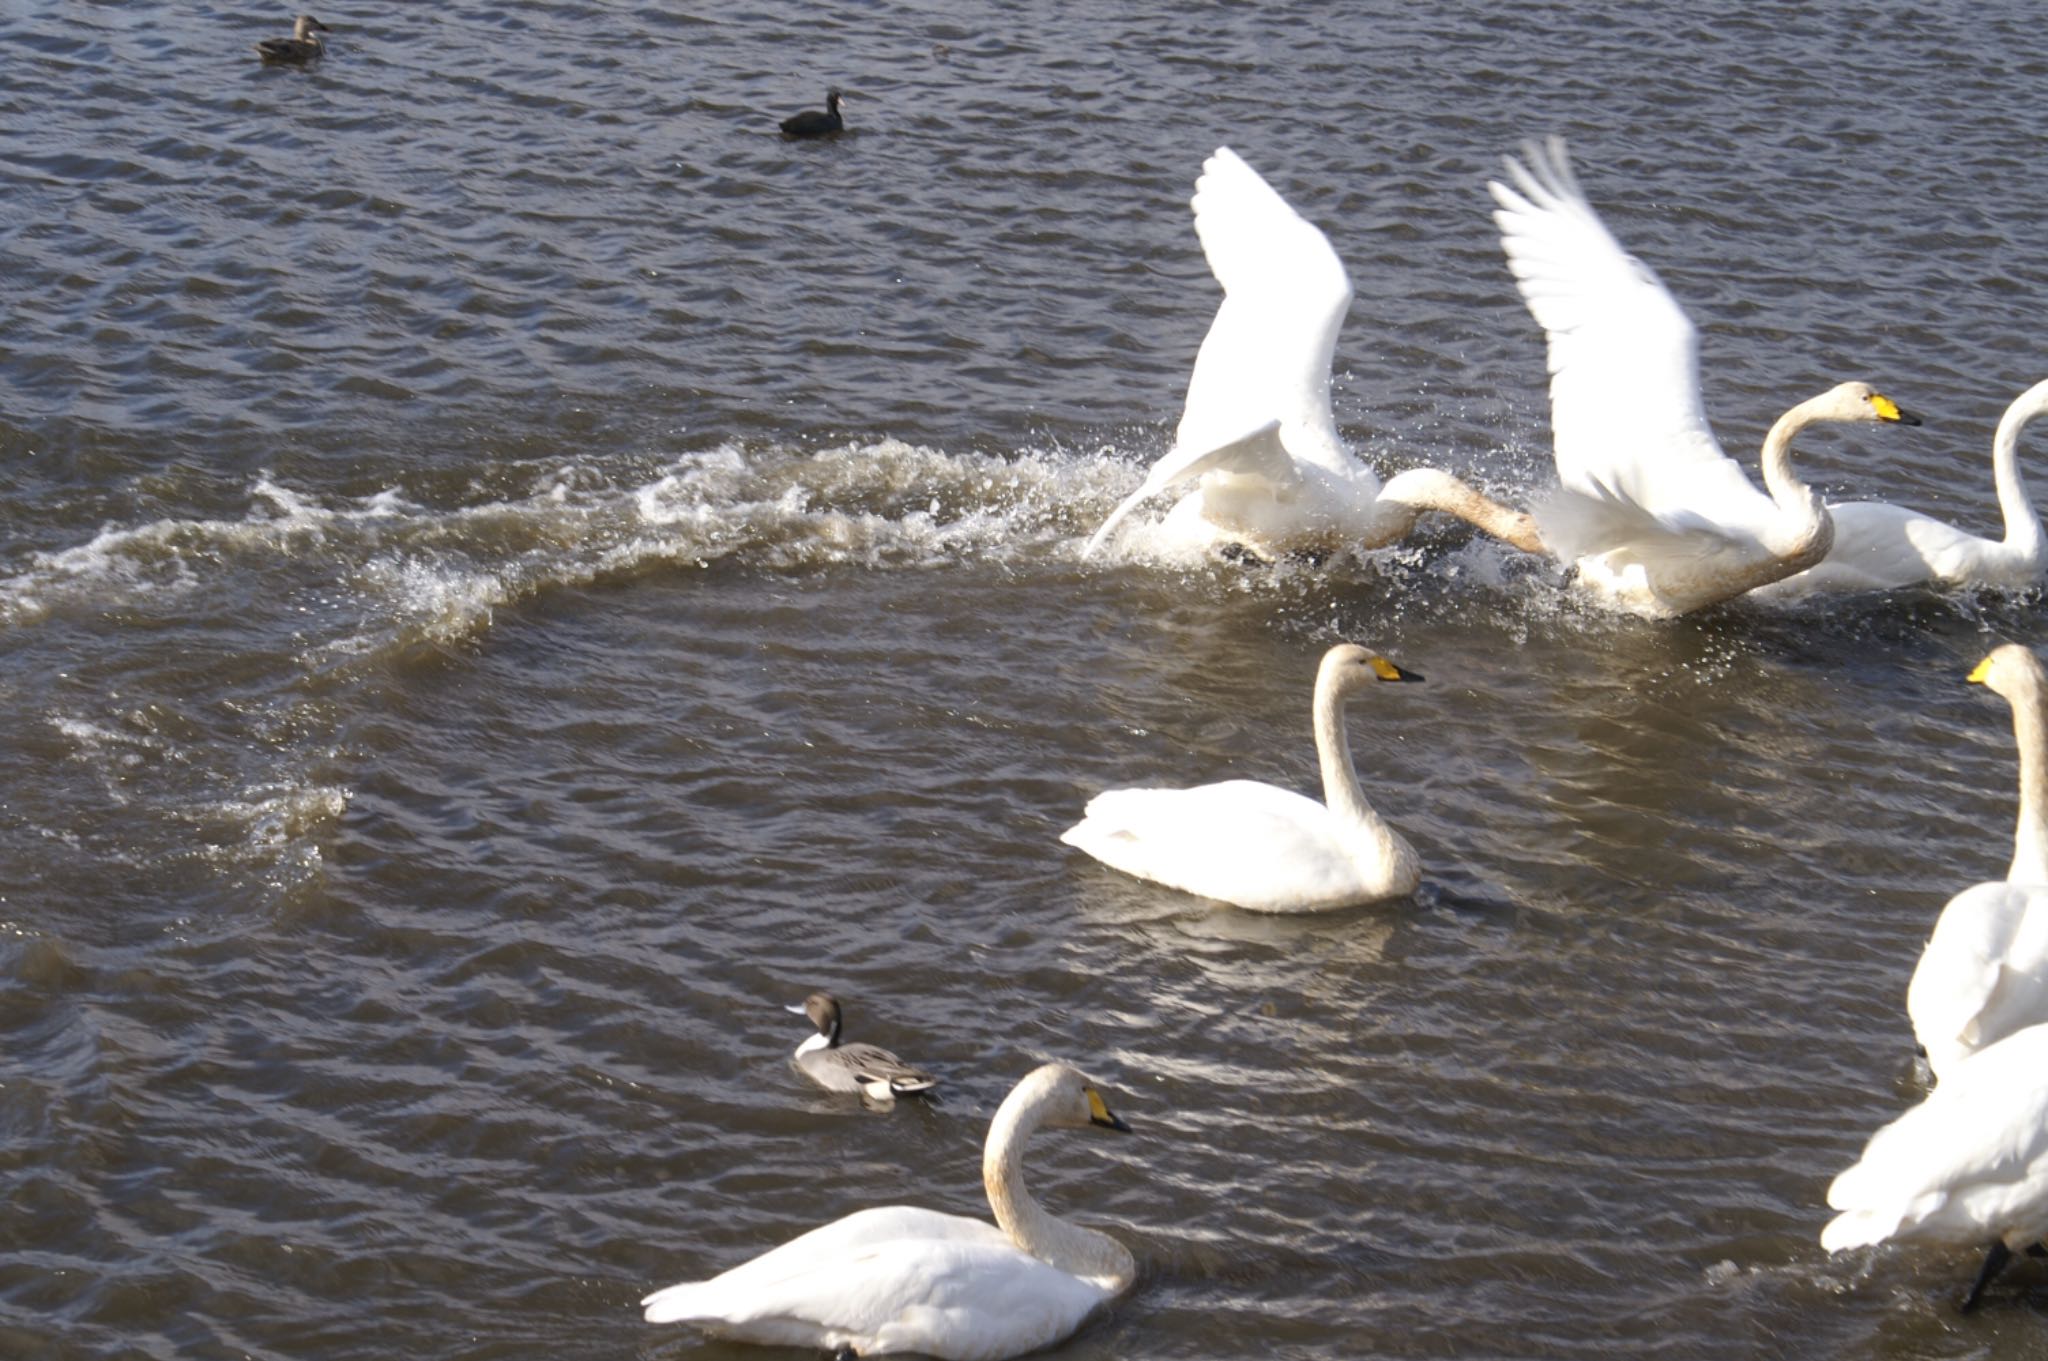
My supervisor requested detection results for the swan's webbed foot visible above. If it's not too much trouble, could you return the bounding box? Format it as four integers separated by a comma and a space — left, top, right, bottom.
1961, 1240, 2013, 1312
825, 1346, 858, 1361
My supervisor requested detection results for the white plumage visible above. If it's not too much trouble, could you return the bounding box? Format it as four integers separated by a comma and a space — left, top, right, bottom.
1489, 137, 1921, 616
1908, 645, 2048, 1080
1763, 379, 2048, 596
641, 1064, 1135, 1359
1822, 1022, 2048, 1308
1085, 148, 1538, 560
1060, 644, 1422, 912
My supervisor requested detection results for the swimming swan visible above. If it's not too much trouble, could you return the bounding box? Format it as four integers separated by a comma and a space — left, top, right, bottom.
1489, 138, 1922, 617
1822, 1021, 2048, 1310
789, 990, 938, 1100
1084, 148, 1540, 560
641, 1063, 1135, 1359
1907, 645, 2048, 1080
1763, 379, 2048, 595
781, 90, 845, 138
1060, 643, 1423, 911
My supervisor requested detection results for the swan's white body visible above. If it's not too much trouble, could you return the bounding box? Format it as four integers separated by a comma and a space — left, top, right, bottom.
1908, 646, 2048, 1080
1489, 138, 1919, 617
1763, 380, 2048, 596
641, 1064, 1134, 1360
1060, 644, 1421, 912
1084, 148, 1538, 560
1822, 1022, 2048, 1270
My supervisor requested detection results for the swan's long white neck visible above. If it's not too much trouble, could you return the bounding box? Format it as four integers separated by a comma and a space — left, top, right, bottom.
1374, 467, 1544, 552
1310, 668, 1414, 889
1992, 386, 2048, 565
2005, 668, 2048, 884
1752, 397, 1835, 571
981, 1077, 1134, 1293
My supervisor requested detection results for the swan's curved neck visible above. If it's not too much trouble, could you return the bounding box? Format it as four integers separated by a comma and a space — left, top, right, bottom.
1992, 399, 2046, 563
1754, 399, 1834, 567
2007, 675, 2048, 884
1310, 671, 1412, 879
982, 1093, 1134, 1292
1374, 467, 1544, 552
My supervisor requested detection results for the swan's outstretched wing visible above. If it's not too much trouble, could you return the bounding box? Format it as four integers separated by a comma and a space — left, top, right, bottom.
1083, 419, 1294, 555
1490, 138, 1773, 535
1178, 147, 1355, 478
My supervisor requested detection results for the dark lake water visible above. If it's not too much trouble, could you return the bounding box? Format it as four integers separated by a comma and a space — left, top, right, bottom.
7, 2, 2048, 1358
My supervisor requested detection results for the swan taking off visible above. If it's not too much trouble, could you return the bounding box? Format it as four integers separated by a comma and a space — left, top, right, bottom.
1762, 379, 2048, 596
641, 1063, 1135, 1359
1489, 138, 1922, 617
1083, 148, 1539, 561
1060, 644, 1422, 911
1822, 1021, 2048, 1311
1907, 645, 2048, 1080
788, 990, 938, 1101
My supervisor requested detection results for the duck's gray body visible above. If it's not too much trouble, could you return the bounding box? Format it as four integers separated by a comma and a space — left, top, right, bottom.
789, 991, 937, 1101
256, 14, 329, 63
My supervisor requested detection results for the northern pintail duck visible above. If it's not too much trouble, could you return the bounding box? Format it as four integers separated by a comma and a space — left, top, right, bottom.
787, 991, 936, 1100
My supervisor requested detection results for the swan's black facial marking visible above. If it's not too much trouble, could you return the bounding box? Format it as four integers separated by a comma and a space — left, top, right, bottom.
1369, 656, 1424, 683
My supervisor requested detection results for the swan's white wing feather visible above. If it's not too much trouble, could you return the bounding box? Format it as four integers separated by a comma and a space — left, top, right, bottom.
1083, 420, 1295, 555
1178, 147, 1358, 480
1823, 1025, 2048, 1251
1490, 137, 1775, 537
1063, 779, 1378, 912
1907, 880, 2048, 1080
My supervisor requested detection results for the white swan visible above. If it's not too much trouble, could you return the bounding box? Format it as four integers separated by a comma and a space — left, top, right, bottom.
1908, 645, 2048, 1080
1763, 379, 2048, 595
1060, 643, 1422, 911
1084, 147, 1540, 560
1489, 138, 1923, 617
788, 990, 938, 1100
1822, 1020, 2048, 1310
641, 1063, 1134, 1359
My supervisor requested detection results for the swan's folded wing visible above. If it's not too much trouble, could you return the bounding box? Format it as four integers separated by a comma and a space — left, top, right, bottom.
1824, 1026, 2048, 1248
1083, 419, 1295, 555
1490, 137, 1772, 534
647, 1223, 1108, 1359
1178, 147, 1356, 477
1063, 780, 1368, 910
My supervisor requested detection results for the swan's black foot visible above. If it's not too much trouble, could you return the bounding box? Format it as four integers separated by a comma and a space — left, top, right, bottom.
1961, 1240, 2013, 1312
826, 1346, 858, 1361
2027, 1242, 2047, 1259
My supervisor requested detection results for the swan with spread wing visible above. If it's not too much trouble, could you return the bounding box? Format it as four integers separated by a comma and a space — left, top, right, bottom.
1489, 138, 1922, 617
1085, 148, 1539, 561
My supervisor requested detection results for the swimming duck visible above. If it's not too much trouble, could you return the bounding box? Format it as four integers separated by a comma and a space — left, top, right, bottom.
643, 1063, 1135, 1358
788, 991, 937, 1100
780, 90, 845, 138
255, 14, 330, 64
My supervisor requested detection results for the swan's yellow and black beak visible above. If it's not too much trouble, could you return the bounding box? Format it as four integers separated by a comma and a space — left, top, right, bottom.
1869, 391, 1923, 426
1969, 655, 1996, 684
1370, 656, 1425, 684
1086, 1087, 1132, 1133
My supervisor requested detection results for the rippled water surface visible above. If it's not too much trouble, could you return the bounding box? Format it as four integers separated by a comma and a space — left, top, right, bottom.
8, 2, 2048, 1358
